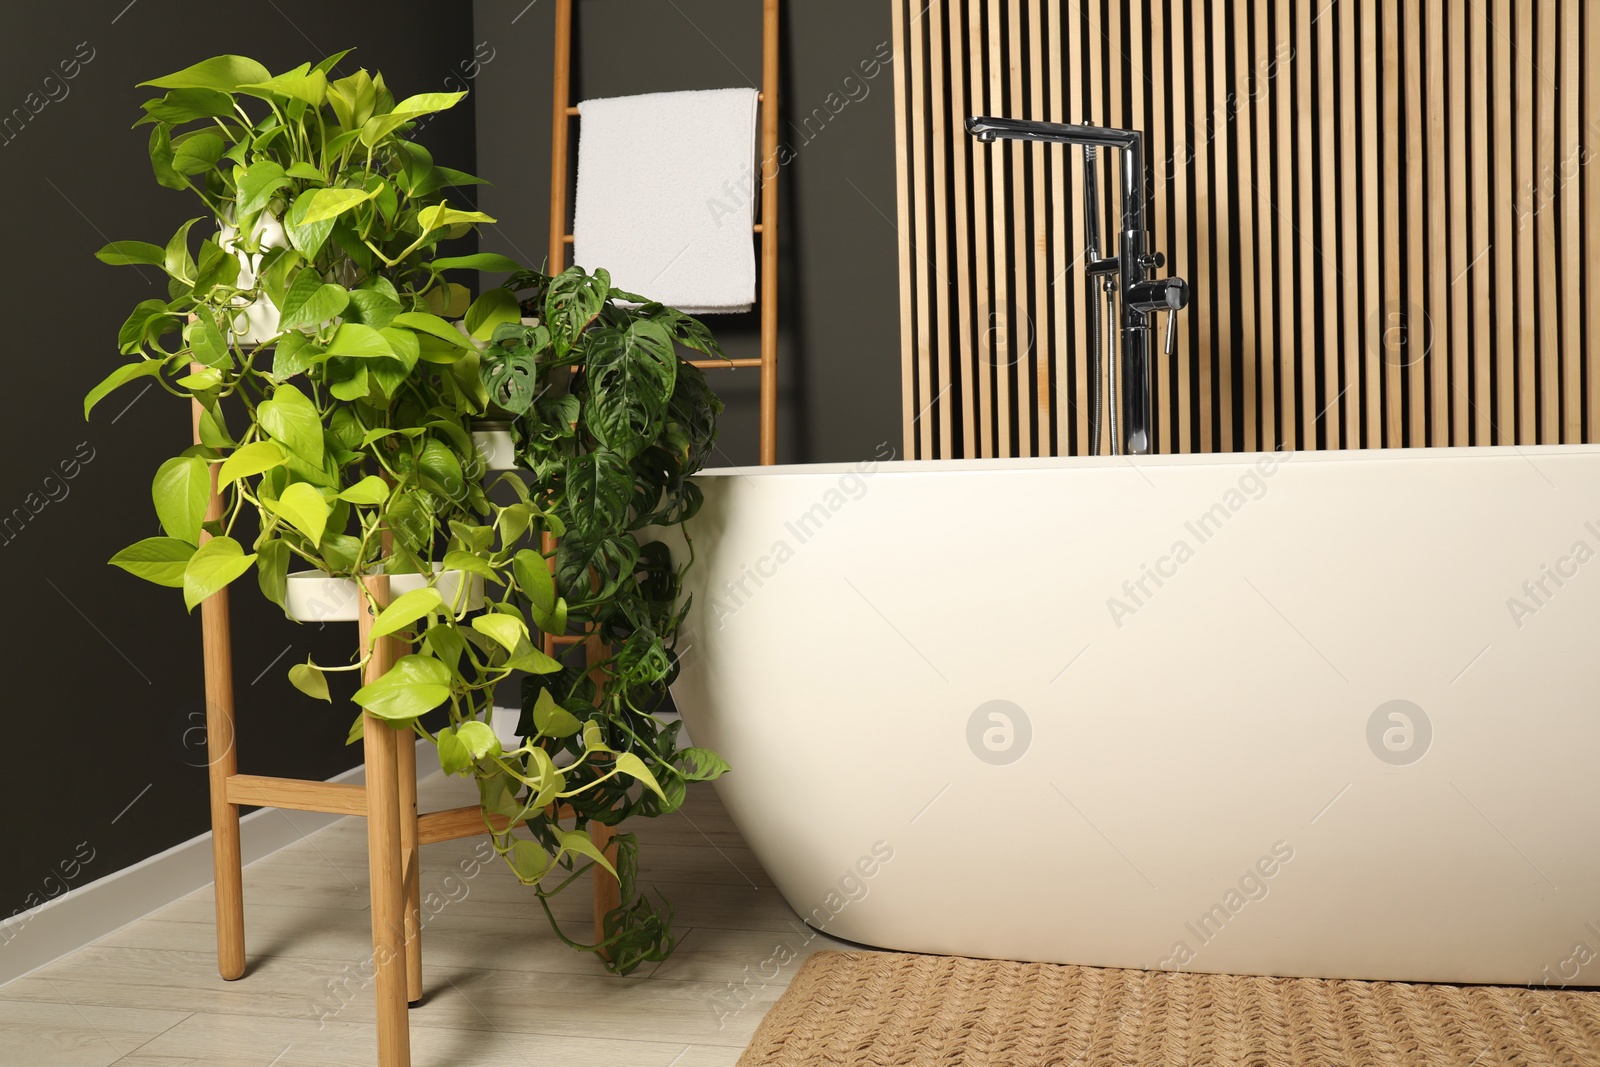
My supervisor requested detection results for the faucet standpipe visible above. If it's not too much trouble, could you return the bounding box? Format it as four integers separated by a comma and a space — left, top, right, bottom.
966, 115, 1190, 456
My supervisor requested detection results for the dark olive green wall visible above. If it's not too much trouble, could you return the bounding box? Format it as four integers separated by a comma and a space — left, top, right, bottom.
0, 1, 479, 916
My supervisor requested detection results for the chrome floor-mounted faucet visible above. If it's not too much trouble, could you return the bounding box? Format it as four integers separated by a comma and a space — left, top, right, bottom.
967, 116, 1189, 456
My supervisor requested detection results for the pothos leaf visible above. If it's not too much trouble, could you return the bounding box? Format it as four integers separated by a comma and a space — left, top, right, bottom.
288, 660, 331, 701
557, 829, 617, 879
351, 654, 452, 722
182, 535, 258, 611
109, 537, 195, 587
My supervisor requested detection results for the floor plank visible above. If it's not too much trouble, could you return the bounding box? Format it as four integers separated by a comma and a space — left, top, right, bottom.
0, 999, 192, 1067
0, 775, 832, 1066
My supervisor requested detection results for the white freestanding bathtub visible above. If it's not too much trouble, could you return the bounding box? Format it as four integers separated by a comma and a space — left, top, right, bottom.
665, 445, 1600, 986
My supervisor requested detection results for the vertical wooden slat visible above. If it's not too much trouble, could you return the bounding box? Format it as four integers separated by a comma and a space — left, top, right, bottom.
1253, 2, 1277, 453
1381, 0, 1402, 447
948, 0, 976, 458
1424, 0, 1450, 446
1193, 0, 1216, 452
970, 0, 994, 458
1108, 0, 1125, 453
1130, 0, 1151, 451
929, 0, 952, 457
1234, 7, 1260, 452
1273, 0, 1297, 451
1338, 0, 1362, 449
1212, 0, 1235, 451
988, 0, 1012, 457
1446, 0, 1470, 446
1087, 0, 1107, 454
1027, 0, 1051, 454
1068, 3, 1089, 456
1317, 1, 1342, 449
909, 1, 933, 458
1046, 0, 1071, 455
1535, 0, 1559, 444
1361, 0, 1383, 449
1588, 0, 1600, 443
1006, 0, 1030, 454
1403, 1, 1426, 446
1113, 0, 1126, 300
1493, 0, 1515, 443
1468, 0, 1492, 446
1514, 0, 1537, 443
1173, 0, 1194, 454
1151, 0, 1173, 455
1296, 0, 1317, 449
1560, 0, 1582, 442
892, 0, 916, 457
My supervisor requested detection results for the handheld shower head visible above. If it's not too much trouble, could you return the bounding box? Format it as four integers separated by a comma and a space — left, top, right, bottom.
1081, 143, 1103, 262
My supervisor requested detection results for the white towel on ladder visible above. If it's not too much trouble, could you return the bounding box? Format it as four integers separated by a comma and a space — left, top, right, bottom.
573, 88, 759, 315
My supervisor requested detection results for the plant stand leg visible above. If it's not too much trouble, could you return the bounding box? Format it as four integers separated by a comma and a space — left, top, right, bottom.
364, 713, 410, 1067
194, 397, 245, 982
397, 736, 423, 1005
361, 576, 410, 1067
200, 585, 246, 981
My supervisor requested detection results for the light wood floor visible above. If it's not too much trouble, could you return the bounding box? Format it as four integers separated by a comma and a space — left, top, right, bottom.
0, 770, 847, 1066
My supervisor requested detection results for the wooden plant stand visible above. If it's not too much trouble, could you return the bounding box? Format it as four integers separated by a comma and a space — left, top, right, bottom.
190, 399, 608, 1067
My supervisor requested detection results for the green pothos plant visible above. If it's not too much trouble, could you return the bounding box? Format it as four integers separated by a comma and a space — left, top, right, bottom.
84, 53, 727, 975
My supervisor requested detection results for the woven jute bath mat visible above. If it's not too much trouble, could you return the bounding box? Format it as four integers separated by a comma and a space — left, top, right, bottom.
738, 951, 1600, 1066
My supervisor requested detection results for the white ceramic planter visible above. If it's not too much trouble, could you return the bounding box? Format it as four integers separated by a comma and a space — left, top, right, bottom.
471, 424, 518, 472
284, 565, 485, 623
217, 214, 288, 346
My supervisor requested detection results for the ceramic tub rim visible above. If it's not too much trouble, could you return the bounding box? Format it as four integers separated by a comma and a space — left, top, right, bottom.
691, 442, 1600, 478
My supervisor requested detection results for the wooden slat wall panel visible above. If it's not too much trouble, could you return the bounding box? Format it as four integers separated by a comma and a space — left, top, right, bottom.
896, 0, 1600, 458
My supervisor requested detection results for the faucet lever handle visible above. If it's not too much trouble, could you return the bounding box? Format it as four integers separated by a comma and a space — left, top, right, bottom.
1165, 306, 1179, 358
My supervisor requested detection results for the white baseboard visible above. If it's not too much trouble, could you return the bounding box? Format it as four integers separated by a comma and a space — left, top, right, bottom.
0, 738, 434, 991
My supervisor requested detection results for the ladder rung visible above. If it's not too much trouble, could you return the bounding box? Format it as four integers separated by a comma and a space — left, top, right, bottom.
693, 357, 763, 369
563, 223, 763, 244
226, 774, 368, 816
565, 92, 763, 116
419, 802, 580, 845
418, 804, 508, 845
